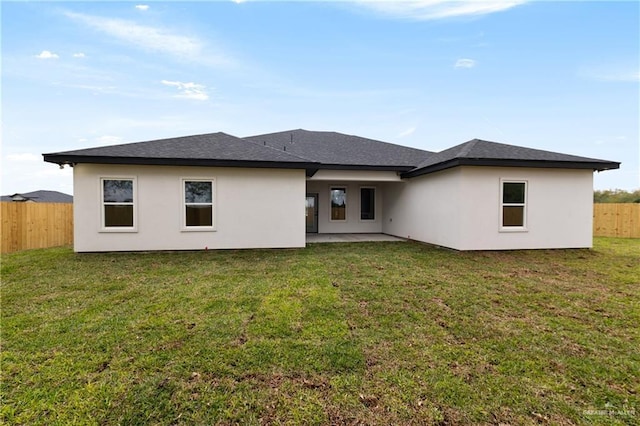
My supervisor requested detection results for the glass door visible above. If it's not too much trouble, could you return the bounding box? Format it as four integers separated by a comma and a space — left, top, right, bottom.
305, 193, 318, 233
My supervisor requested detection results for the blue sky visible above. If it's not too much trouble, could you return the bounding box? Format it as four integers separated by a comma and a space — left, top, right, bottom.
2, 1, 638, 195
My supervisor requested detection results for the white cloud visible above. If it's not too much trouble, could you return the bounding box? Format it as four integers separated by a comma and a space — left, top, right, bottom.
354, 1, 528, 21
161, 80, 209, 101
35, 50, 59, 59
454, 58, 477, 69
398, 126, 416, 137
135, 5, 150, 11
64, 11, 231, 66
65, 11, 199, 57
73, 52, 86, 58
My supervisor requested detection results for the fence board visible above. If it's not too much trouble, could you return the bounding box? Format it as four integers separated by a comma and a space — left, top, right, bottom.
593, 203, 640, 238
1, 202, 73, 253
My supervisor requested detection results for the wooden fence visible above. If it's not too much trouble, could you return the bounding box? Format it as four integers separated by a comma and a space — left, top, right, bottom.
593, 203, 640, 238
0, 202, 636, 253
1, 202, 73, 254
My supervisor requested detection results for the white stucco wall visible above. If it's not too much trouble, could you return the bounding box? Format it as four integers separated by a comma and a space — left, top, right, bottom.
382, 168, 464, 248
305, 180, 384, 233
73, 164, 306, 252
456, 167, 594, 250
382, 166, 594, 250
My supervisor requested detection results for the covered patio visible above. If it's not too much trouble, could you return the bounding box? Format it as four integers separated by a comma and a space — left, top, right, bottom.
305, 233, 406, 244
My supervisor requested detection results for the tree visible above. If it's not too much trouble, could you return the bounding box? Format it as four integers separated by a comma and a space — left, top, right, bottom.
594, 189, 640, 203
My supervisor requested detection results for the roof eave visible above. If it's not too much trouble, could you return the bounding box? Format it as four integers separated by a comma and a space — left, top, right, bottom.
314, 163, 415, 172
43, 154, 416, 172
401, 158, 621, 178
42, 154, 318, 170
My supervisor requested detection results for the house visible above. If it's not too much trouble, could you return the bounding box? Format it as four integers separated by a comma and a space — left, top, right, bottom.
42, 129, 619, 252
0, 190, 73, 203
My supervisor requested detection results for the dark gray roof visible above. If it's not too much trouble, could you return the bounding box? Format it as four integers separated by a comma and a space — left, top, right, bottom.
1, 190, 73, 203
43, 132, 315, 168
244, 129, 433, 169
403, 139, 620, 177
43, 131, 620, 177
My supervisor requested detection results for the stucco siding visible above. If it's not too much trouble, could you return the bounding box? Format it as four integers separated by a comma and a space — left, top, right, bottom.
456, 167, 593, 250
73, 164, 305, 252
73, 163, 595, 252
383, 166, 594, 250
382, 168, 463, 248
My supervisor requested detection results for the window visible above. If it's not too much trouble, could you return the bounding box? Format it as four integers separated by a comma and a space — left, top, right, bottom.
330, 187, 347, 221
184, 179, 214, 229
501, 181, 527, 230
360, 187, 375, 221
102, 178, 136, 230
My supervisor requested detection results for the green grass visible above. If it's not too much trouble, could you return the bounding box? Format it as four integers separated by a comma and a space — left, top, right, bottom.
1, 238, 638, 425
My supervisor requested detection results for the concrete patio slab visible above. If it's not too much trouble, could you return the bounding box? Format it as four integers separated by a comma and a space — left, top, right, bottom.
306, 233, 406, 244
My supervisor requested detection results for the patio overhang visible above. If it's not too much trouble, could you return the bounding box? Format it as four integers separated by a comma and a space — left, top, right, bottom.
306, 169, 403, 182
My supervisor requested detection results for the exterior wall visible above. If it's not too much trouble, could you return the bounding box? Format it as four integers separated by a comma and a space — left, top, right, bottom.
383, 166, 594, 250
382, 168, 464, 248
73, 163, 595, 251
305, 180, 384, 233
73, 164, 306, 252
456, 167, 593, 250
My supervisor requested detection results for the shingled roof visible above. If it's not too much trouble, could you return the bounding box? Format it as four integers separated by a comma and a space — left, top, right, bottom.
244, 129, 432, 169
43, 131, 620, 177
0, 190, 73, 203
43, 132, 315, 169
403, 139, 620, 178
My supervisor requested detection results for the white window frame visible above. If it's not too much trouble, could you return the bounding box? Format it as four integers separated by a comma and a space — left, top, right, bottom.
100, 177, 137, 233
359, 186, 377, 222
500, 179, 528, 232
329, 186, 347, 222
182, 178, 216, 232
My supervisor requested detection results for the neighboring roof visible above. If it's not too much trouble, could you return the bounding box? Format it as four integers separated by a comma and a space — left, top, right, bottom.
244, 129, 433, 170
0, 190, 73, 203
43, 132, 317, 169
43, 131, 620, 177
402, 139, 620, 178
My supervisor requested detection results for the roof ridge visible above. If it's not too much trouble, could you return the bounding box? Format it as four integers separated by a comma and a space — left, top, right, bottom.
466, 138, 614, 162
458, 139, 480, 157
242, 137, 317, 162
248, 129, 433, 155
243, 129, 307, 138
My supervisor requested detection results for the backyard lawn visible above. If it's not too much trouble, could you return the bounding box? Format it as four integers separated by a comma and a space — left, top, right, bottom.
1, 238, 638, 425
